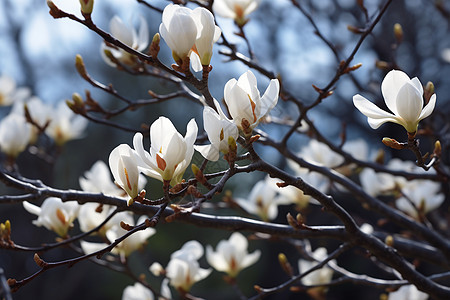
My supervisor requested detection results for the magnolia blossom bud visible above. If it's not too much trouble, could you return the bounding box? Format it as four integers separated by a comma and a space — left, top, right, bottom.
393, 23, 403, 43
79, 0, 94, 16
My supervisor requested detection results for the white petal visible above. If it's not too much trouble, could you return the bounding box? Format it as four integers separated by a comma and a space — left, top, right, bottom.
258, 78, 280, 119
212, 0, 237, 18
353, 94, 399, 129
409, 77, 424, 96
206, 245, 228, 272
194, 144, 219, 161
395, 82, 423, 124
137, 16, 149, 51
238, 70, 259, 102
418, 94, 436, 121
110, 16, 134, 47
23, 201, 41, 216
240, 249, 261, 269
190, 52, 202, 72
228, 232, 248, 252
381, 70, 410, 115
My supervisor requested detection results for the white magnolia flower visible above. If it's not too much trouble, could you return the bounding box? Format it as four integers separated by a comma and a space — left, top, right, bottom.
194, 102, 239, 161
23, 197, 80, 237
81, 214, 156, 258
9, 97, 51, 144
107, 214, 155, 257
298, 247, 334, 287
45, 101, 88, 146
79, 160, 127, 197
0, 75, 30, 106
190, 7, 221, 69
388, 284, 428, 300
133, 117, 198, 186
301, 139, 344, 169
165, 240, 211, 293
274, 169, 327, 209
353, 70, 436, 133
395, 180, 444, 219
159, 4, 198, 63
0, 113, 32, 158
77, 203, 114, 234
25, 97, 52, 129
109, 144, 142, 205
101, 15, 149, 66
224, 70, 279, 135
359, 168, 396, 197
206, 232, 260, 277
122, 282, 154, 300
235, 177, 286, 221
213, 0, 261, 25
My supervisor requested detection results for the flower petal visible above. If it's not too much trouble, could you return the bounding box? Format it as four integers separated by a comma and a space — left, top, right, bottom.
353, 94, 399, 129
259, 78, 280, 119
418, 93, 436, 121
381, 70, 410, 115
395, 82, 423, 124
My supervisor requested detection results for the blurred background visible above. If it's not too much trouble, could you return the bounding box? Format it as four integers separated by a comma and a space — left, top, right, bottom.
0, 0, 449, 299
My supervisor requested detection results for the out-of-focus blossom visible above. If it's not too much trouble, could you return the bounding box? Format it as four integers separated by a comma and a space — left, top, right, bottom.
45, 101, 88, 146
79, 160, 127, 197
77, 203, 114, 235
159, 4, 198, 64
165, 240, 211, 293
395, 180, 444, 219
300, 139, 344, 169
206, 232, 260, 277
298, 247, 334, 287
106, 214, 155, 257
122, 282, 153, 300
235, 177, 289, 221
0, 75, 30, 106
388, 284, 428, 300
0, 113, 32, 158
337, 139, 369, 176
101, 15, 149, 66
287, 139, 344, 194
190, 7, 221, 69
276, 166, 328, 209
194, 102, 239, 161
359, 168, 396, 197
109, 144, 143, 205
223, 70, 279, 135
133, 117, 198, 186
23, 197, 79, 237
353, 70, 436, 133
81, 214, 155, 258
10, 97, 51, 144
213, 0, 261, 26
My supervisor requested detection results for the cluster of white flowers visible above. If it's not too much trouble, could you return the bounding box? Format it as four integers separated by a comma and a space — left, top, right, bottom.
11, 1, 442, 299
359, 158, 444, 219
106, 71, 278, 203
148, 233, 260, 296
0, 78, 88, 159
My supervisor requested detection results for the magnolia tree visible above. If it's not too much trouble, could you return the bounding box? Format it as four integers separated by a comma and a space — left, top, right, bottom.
0, 0, 449, 299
